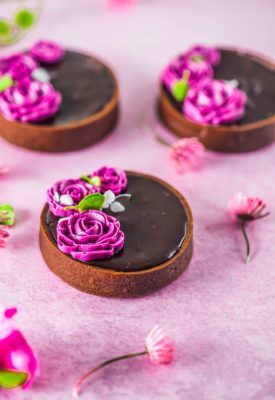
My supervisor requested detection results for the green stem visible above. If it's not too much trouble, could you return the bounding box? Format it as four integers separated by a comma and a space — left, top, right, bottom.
72, 351, 147, 398
241, 220, 250, 264
155, 135, 171, 148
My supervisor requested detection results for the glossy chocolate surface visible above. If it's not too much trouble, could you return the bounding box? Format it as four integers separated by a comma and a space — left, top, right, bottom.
45, 174, 188, 272
36, 50, 116, 126
163, 49, 275, 125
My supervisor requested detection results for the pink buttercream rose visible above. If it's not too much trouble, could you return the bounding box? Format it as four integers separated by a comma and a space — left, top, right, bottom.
47, 178, 100, 217
90, 166, 127, 195
0, 79, 61, 123
0, 54, 37, 81
183, 80, 247, 125
30, 40, 64, 65
57, 210, 125, 262
0, 306, 38, 389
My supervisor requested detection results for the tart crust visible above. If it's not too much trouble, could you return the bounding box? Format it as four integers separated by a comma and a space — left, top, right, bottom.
39, 172, 193, 297
0, 53, 119, 152
159, 48, 275, 153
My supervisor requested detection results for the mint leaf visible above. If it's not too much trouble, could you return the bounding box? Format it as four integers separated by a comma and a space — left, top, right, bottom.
172, 80, 189, 102
64, 194, 105, 212
80, 175, 101, 187
0, 369, 28, 389
0, 75, 14, 93
0, 204, 15, 226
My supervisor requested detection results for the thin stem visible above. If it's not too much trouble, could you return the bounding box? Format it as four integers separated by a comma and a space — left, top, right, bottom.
72, 351, 147, 399
155, 135, 171, 148
241, 220, 250, 264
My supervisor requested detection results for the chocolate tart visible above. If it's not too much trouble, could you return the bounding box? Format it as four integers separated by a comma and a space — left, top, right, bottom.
0, 50, 119, 152
39, 172, 193, 297
159, 48, 275, 152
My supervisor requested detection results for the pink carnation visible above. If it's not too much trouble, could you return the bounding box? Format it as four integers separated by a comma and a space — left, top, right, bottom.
0, 306, 38, 389
170, 137, 205, 174
145, 325, 174, 365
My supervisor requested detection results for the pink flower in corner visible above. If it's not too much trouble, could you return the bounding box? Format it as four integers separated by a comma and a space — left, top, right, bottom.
170, 137, 205, 174
145, 325, 174, 365
228, 193, 270, 263
0, 161, 9, 176
0, 305, 38, 389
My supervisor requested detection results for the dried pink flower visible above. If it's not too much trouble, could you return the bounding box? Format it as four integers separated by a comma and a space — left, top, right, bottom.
0, 305, 38, 389
72, 325, 174, 398
170, 137, 205, 174
145, 325, 174, 365
0, 226, 9, 248
228, 193, 270, 263
0, 161, 9, 176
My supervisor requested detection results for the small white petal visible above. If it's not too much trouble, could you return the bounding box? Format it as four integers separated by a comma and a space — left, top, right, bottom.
110, 201, 125, 213
32, 68, 51, 83
104, 190, 116, 206
59, 194, 73, 206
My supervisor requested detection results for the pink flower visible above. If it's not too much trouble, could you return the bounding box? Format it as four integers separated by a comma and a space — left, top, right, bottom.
0, 306, 38, 389
228, 194, 270, 263
90, 166, 127, 195
0, 161, 9, 176
183, 80, 247, 126
0, 54, 37, 82
107, 0, 135, 8
145, 325, 174, 365
229, 193, 269, 221
170, 137, 205, 174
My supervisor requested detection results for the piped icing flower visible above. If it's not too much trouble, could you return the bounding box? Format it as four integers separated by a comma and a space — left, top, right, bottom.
47, 179, 100, 217
0, 54, 37, 82
0, 305, 38, 389
30, 40, 64, 65
57, 210, 124, 262
183, 80, 247, 125
0, 79, 62, 123
90, 166, 127, 195
170, 137, 205, 174
184, 45, 221, 66
161, 57, 213, 101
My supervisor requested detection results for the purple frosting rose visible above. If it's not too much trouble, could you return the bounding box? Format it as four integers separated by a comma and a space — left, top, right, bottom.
183, 79, 247, 126
184, 45, 221, 66
57, 210, 125, 262
0, 54, 37, 81
91, 166, 127, 195
30, 40, 64, 65
162, 56, 212, 91
0, 79, 62, 123
47, 179, 100, 217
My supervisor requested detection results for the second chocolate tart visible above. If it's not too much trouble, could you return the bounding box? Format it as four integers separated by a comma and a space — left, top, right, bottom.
159, 48, 275, 152
0, 50, 119, 152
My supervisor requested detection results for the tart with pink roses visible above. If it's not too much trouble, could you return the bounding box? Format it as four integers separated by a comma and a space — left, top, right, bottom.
159, 44, 275, 152
0, 40, 119, 152
40, 166, 193, 297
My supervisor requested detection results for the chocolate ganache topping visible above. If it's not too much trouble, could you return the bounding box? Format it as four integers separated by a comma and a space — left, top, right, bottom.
45, 172, 188, 272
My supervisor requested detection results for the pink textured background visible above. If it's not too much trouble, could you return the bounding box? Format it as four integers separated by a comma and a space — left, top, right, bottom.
1, 1, 275, 399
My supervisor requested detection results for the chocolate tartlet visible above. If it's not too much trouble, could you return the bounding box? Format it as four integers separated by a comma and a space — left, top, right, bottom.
39, 170, 193, 297
0, 50, 119, 152
159, 48, 275, 152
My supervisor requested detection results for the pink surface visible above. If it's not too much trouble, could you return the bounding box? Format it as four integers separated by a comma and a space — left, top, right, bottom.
1, 1, 275, 399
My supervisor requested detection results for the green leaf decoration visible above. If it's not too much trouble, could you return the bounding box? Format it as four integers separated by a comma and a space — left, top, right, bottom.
0, 369, 28, 389
0, 75, 14, 93
64, 194, 105, 213
0, 204, 15, 226
172, 80, 189, 102
15, 9, 36, 29
0, 19, 10, 36
80, 175, 101, 187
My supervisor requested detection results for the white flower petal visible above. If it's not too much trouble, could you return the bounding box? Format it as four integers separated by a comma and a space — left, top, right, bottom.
53, 192, 60, 202
110, 201, 125, 213
59, 194, 73, 206
104, 190, 116, 206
